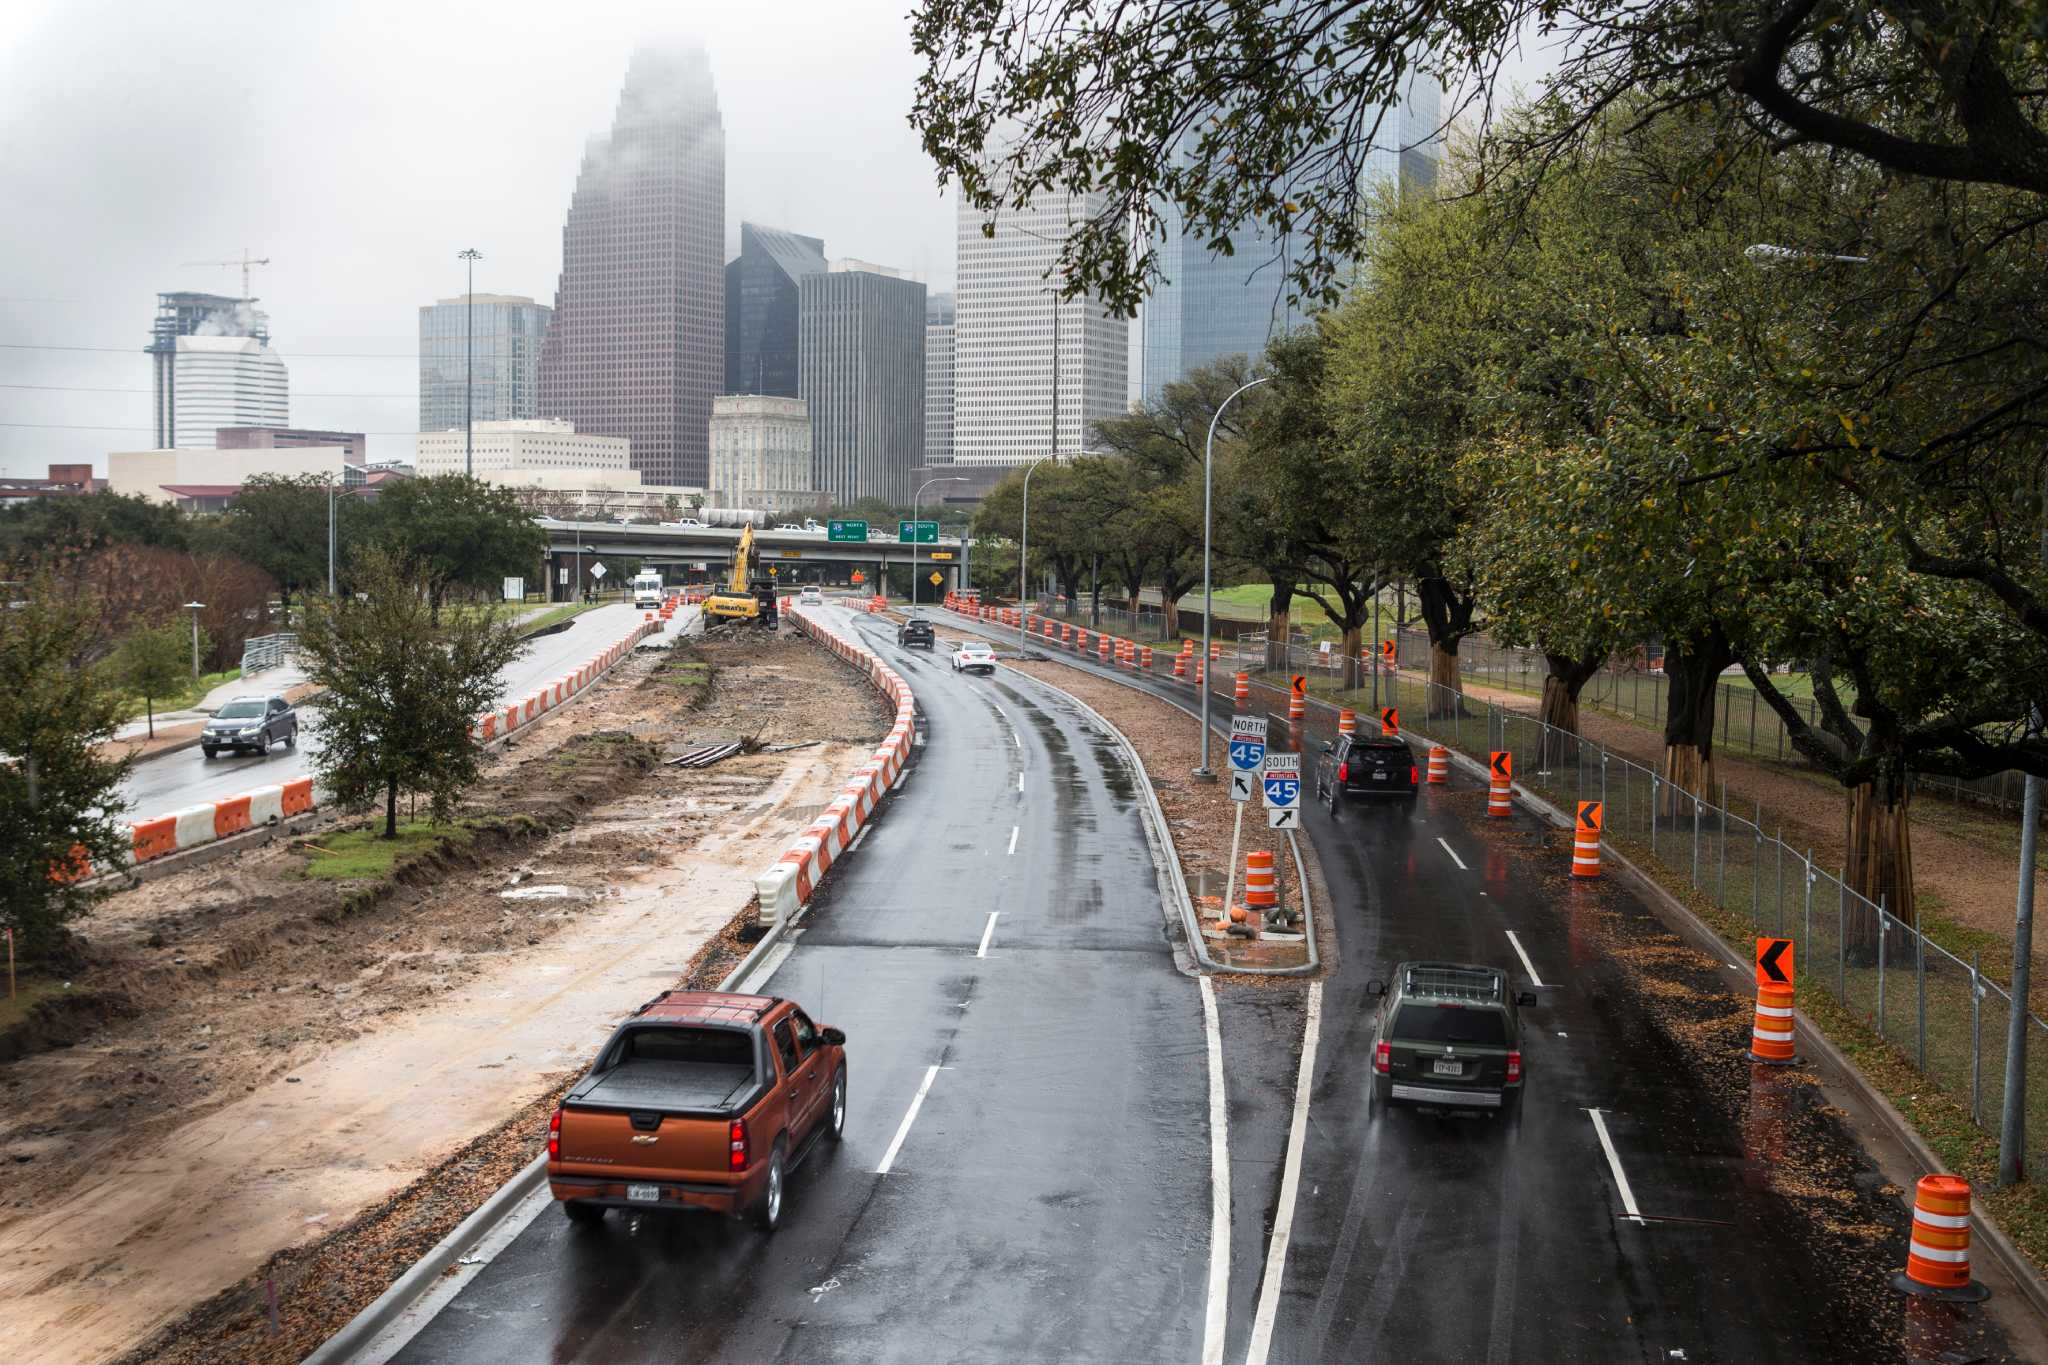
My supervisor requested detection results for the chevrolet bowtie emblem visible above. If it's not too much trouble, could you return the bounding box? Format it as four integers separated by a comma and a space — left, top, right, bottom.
631, 1134, 659, 1145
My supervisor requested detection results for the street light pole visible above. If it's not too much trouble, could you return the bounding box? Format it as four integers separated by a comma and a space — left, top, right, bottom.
1020, 453, 1059, 651
459, 248, 482, 478
327, 484, 336, 596
911, 476, 967, 610
1195, 377, 1269, 778
184, 601, 205, 678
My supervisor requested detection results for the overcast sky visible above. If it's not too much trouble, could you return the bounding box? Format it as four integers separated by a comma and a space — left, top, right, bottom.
0, 1, 1558, 477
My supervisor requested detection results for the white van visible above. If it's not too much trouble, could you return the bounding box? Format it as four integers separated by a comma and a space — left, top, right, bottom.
631, 571, 665, 609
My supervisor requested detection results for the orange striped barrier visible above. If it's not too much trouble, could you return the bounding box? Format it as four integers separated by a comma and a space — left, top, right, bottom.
1894, 1175, 1991, 1300
281, 777, 315, 816
1139, 645, 1153, 670
49, 843, 92, 884
1062, 623, 1074, 646
1426, 745, 1449, 784
1487, 751, 1512, 817
1288, 675, 1306, 722
1173, 654, 1187, 679
1337, 708, 1355, 736
1749, 980, 1796, 1063
1379, 707, 1399, 736
1572, 801, 1602, 879
1244, 849, 1277, 909
133, 817, 178, 862
1233, 672, 1250, 707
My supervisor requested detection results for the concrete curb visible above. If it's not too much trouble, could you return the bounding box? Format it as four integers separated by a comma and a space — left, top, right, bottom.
1427, 740, 2048, 1325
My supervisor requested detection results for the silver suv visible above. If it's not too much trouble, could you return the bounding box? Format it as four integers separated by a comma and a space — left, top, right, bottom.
202, 695, 298, 759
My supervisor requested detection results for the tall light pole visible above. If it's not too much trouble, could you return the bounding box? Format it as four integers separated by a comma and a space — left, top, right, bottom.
911, 476, 967, 610
327, 483, 336, 596
1019, 453, 1060, 650
459, 247, 482, 477
183, 601, 206, 678
1194, 377, 1269, 779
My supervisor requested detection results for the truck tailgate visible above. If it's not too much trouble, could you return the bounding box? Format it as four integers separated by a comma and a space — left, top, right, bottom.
556, 1060, 754, 1177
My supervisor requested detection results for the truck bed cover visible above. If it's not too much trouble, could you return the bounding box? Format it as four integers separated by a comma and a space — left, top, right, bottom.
567, 1059, 758, 1114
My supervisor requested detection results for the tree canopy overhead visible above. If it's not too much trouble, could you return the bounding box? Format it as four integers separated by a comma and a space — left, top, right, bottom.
910, 0, 2048, 316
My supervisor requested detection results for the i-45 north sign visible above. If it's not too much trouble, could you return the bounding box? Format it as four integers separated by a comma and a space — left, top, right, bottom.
1228, 715, 1267, 772
827, 519, 868, 542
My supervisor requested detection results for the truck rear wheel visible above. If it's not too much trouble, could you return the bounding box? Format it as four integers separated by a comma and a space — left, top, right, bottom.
827, 1069, 846, 1142
755, 1145, 786, 1232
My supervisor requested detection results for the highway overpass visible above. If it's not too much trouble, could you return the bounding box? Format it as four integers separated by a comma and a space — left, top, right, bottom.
536, 518, 969, 600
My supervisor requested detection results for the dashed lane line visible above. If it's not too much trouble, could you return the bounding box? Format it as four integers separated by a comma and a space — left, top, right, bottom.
1506, 930, 1546, 988
1436, 836, 1468, 870
1586, 1109, 1645, 1223
876, 1065, 942, 1176
975, 912, 999, 958
1006, 825, 1019, 856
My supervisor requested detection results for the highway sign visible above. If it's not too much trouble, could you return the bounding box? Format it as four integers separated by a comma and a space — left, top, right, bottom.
898, 519, 939, 544
828, 519, 868, 542
589, 562, 607, 579
1268, 806, 1299, 829
1228, 715, 1267, 774
1756, 937, 1795, 987
929, 550, 954, 560
1229, 770, 1256, 803
1262, 753, 1301, 809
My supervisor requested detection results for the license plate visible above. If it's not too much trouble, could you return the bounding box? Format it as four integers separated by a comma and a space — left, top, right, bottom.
1372, 771, 1387, 781
1432, 1059, 1464, 1077
627, 1183, 660, 1203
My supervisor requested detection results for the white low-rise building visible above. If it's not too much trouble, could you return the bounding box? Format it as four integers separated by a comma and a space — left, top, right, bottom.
709, 395, 816, 512
107, 445, 352, 506
415, 418, 629, 477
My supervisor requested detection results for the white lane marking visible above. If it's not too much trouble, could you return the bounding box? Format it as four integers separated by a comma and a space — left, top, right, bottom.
1200, 976, 1231, 1365
876, 1065, 942, 1175
1016, 771, 1024, 792
976, 912, 1000, 958
1014, 732, 1022, 750
991, 703, 1006, 718
1506, 930, 1546, 988
1587, 1109, 1644, 1222
1436, 837, 1468, 870
1245, 980, 1323, 1365
1006, 825, 1019, 856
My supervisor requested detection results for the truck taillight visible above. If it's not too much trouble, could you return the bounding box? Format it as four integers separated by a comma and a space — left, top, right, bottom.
730, 1118, 748, 1171
1373, 1042, 1390, 1075
1338, 762, 1349, 782
1410, 765, 1419, 785
547, 1107, 561, 1161
1506, 1051, 1522, 1085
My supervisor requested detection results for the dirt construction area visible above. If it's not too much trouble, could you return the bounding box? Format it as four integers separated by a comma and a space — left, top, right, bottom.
0, 622, 888, 1365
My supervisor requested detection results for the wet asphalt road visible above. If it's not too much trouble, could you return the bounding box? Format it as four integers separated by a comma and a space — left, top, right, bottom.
385, 605, 1211, 1365
948, 620, 2036, 1364
118, 604, 661, 817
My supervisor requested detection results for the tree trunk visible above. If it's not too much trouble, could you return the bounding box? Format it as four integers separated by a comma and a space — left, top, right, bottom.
1660, 627, 1734, 813
1428, 643, 1465, 718
1342, 624, 1363, 691
145, 697, 156, 739
385, 776, 399, 838
1162, 593, 1180, 641
1089, 555, 1100, 626
1415, 576, 1476, 718
1844, 778, 1915, 958
1536, 649, 1604, 769
1270, 606, 1290, 673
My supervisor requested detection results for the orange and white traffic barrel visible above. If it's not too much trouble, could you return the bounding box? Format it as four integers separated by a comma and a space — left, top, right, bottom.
1572, 801, 1603, 879
1099, 634, 1112, 662
1894, 1175, 1991, 1301
1196, 659, 1205, 685
1210, 641, 1223, 661
1338, 708, 1356, 736
1062, 623, 1073, 646
1487, 752, 1513, 818
1173, 654, 1187, 679
1244, 850, 1277, 910
1234, 672, 1251, 707
1287, 678, 1306, 722
1748, 981, 1796, 1064
1426, 745, 1450, 784
1140, 645, 1153, 671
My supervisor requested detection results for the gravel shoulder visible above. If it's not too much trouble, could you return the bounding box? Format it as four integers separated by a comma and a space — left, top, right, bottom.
0, 626, 888, 1365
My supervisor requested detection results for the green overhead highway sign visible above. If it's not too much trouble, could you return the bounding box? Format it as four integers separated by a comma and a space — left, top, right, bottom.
898, 520, 939, 544
828, 519, 868, 542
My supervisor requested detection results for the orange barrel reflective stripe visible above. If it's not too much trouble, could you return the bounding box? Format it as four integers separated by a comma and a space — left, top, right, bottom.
1572, 801, 1603, 879
1062, 623, 1073, 645
1210, 641, 1223, 661
1748, 981, 1796, 1063
1099, 634, 1111, 661
1426, 745, 1450, 784
1173, 654, 1187, 678
1234, 672, 1251, 707
1895, 1175, 1990, 1300
1244, 850, 1277, 908
1337, 708, 1356, 736
1488, 752, 1513, 817
1140, 645, 1153, 670
1196, 660, 1205, 685
1288, 677, 1306, 722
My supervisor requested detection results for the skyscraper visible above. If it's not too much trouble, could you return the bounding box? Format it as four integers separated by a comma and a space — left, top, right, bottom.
924, 292, 954, 465
725, 223, 825, 397
171, 337, 288, 448
799, 261, 925, 504
146, 292, 277, 448
418, 294, 552, 431
953, 190, 1127, 466
1141, 74, 1445, 402
538, 44, 725, 488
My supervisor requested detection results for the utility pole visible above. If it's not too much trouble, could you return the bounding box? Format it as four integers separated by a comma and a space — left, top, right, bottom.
2001, 486, 2048, 1184
459, 248, 482, 477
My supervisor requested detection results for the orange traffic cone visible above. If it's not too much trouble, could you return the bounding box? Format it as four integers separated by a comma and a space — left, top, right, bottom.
1426, 745, 1449, 784
1893, 1175, 1991, 1301
1571, 801, 1603, 879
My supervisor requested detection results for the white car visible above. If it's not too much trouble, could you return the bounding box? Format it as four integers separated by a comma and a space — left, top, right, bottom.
798, 587, 824, 606
951, 642, 996, 676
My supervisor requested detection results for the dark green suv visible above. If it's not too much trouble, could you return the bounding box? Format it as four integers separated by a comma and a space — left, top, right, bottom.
1366, 961, 1538, 1115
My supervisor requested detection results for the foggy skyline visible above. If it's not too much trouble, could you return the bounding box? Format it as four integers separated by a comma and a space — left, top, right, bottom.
0, 0, 960, 474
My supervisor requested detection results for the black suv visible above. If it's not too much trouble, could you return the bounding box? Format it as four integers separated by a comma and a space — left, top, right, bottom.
896, 617, 935, 650
1314, 732, 1417, 813
1366, 961, 1538, 1115
202, 695, 298, 759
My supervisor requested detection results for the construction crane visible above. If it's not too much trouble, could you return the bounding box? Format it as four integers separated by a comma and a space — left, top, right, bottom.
703, 524, 780, 627
179, 248, 271, 301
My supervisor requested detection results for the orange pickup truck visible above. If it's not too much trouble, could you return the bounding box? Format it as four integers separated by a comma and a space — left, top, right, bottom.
547, 990, 847, 1232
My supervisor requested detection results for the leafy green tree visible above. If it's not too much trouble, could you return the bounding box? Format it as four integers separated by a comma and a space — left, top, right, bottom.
201, 474, 344, 611
0, 572, 135, 957
372, 475, 545, 616
110, 618, 201, 738
296, 549, 527, 837
0, 490, 189, 562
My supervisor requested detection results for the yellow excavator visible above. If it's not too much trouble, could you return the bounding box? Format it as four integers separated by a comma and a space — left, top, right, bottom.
703, 523, 780, 626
